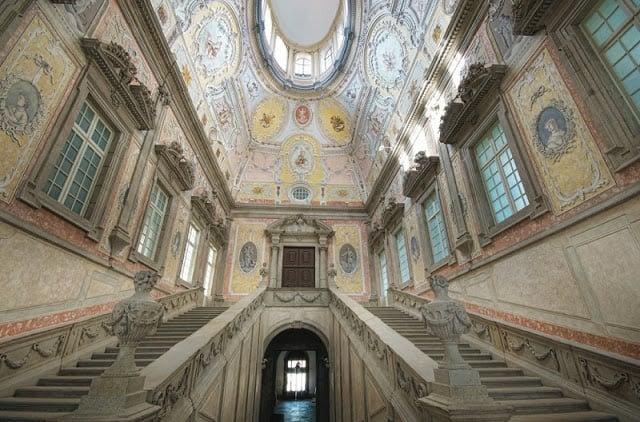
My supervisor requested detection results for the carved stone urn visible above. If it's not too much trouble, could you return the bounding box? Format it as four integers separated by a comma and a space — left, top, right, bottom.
104, 270, 165, 376
63, 271, 164, 420
420, 275, 471, 369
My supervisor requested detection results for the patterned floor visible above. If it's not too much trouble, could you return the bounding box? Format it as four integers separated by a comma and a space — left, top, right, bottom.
272, 399, 316, 422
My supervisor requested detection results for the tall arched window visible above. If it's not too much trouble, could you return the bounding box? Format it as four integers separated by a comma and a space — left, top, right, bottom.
284, 351, 309, 397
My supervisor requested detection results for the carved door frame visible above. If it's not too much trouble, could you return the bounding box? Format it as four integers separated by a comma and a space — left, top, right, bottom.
265, 215, 333, 288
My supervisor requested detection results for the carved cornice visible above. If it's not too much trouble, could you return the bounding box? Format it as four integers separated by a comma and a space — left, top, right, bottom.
403, 153, 440, 199
512, 0, 555, 35
368, 223, 386, 250
80, 39, 155, 130
191, 191, 217, 225
154, 142, 195, 191
439, 63, 506, 146
208, 219, 228, 246
382, 198, 405, 228
265, 214, 334, 238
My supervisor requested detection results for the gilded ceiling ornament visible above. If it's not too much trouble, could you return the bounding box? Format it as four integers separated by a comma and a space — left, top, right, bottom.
294, 103, 312, 127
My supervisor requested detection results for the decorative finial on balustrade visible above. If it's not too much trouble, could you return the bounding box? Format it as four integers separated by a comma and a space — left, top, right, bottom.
420, 275, 471, 369
417, 274, 511, 420
328, 263, 338, 288
64, 270, 164, 419
104, 270, 165, 376
259, 262, 269, 286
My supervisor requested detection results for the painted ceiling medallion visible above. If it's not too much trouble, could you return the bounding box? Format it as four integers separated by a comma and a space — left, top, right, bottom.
366, 20, 408, 90
294, 103, 312, 127
289, 140, 315, 176
194, 2, 240, 87
318, 100, 350, 145
252, 97, 286, 141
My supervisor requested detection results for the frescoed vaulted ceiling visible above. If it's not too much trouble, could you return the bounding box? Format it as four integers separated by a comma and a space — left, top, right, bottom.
151, 0, 459, 207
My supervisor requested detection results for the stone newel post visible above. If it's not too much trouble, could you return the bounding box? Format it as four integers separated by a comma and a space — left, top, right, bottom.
106, 271, 165, 376
63, 271, 164, 421
420, 275, 471, 369
417, 275, 511, 421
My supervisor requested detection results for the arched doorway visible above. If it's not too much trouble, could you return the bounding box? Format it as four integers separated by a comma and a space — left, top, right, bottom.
259, 328, 329, 422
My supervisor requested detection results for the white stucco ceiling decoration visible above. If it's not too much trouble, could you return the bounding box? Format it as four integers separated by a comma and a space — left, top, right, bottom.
366, 18, 409, 90
193, 2, 240, 87
154, 0, 450, 203
269, 0, 341, 47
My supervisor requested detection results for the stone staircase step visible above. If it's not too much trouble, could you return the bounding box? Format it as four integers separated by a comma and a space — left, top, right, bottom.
37, 376, 94, 387
499, 398, 590, 414
58, 367, 106, 376
0, 410, 71, 421
0, 397, 80, 412
476, 367, 525, 377
14, 386, 90, 398
429, 352, 494, 361
487, 386, 563, 400
466, 360, 508, 368
480, 376, 543, 388
105, 346, 170, 354
75, 359, 154, 367
92, 352, 163, 360
509, 411, 619, 421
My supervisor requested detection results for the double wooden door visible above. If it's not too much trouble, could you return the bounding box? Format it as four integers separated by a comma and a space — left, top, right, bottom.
282, 247, 315, 288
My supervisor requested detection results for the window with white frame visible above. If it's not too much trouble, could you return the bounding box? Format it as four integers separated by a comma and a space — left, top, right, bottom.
424, 190, 450, 263
378, 251, 389, 296
44, 102, 113, 216
203, 245, 217, 297
395, 229, 410, 284
136, 182, 169, 260
294, 54, 312, 77
179, 223, 200, 283
582, 0, 640, 113
474, 122, 529, 224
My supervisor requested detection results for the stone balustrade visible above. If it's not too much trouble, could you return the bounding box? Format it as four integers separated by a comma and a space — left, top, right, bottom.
0, 287, 201, 397
389, 287, 640, 421
329, 287, 438, 420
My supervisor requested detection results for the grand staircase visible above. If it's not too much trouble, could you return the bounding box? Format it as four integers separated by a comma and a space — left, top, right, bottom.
0, 306, 228, 422
367, 306, 619, 422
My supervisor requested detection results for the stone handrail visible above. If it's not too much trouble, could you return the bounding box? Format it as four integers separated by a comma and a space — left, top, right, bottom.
329, 287, 438, 421
0, 287, 201, 395
141, 285, 267, 420
389, 287, 640, 421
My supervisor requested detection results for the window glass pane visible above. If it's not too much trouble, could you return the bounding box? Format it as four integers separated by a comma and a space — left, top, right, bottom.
179, 224, 200, 282
44, 102, 112, 216
425, 191, 449, 263
474, 122, 528, 224
204, 246, 217, 297
583, 0, 640, 110
395, 230, 410, 284
274, 36, 288, 69
137, 183, 169, 259
379, 252, 388, 296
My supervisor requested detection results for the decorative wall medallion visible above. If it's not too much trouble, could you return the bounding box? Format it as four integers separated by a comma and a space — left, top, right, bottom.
410, 236, 420, 260
366, 20, 408, 90
294, 103, 311, 127
239, 241, 257, 273
533, 102, 575, 161
289, 141, 314, 175
194, 2, 240, 87
0, 76, 43, 145
339, 243, 357, 274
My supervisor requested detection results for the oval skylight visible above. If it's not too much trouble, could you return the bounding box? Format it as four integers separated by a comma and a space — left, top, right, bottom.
256, 0, 354, 90
270, 0, 340, 47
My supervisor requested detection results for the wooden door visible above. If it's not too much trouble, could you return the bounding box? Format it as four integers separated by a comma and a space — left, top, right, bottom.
282, 247, 315, 287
